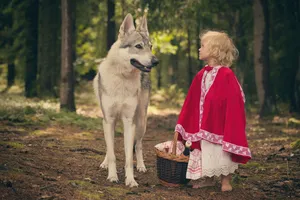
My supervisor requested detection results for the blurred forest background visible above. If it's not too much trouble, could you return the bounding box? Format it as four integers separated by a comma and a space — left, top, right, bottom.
0, 0, 299, 117
1, 1, 300, 199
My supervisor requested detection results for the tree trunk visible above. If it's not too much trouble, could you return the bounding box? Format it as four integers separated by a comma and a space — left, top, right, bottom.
170, 53, 179, 85
253, 0, 273, 117
187, 26, 193, 86
38, 0, 61, 97
25, 0, 39, 98
291, 54, 300, 113
157, 64, 162, 89
289, 0, 300, 113
60, 0, 76, 112
107, 0, 115, 51
7, 63, 15, 87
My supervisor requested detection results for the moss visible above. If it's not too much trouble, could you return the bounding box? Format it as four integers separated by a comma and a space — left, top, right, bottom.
243, 162, 261, 168
86, 154, 103, 160
291, 139, 300, 149
105, 187, 130, 197
0, 94, 103, 130
77, 132, 94, 140
69, 180, 93, 188
30, 130, 47, 136
0, 141, 24, 149
79, 191, 104, 200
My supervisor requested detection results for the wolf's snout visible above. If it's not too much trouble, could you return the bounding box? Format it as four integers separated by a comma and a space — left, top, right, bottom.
151, 57, 159, 66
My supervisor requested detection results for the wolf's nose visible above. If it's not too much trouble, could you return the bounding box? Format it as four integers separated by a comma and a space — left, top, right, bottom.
151, 57, 159, 66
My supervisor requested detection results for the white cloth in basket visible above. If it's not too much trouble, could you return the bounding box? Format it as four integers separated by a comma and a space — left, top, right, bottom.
155, 141, 185, 156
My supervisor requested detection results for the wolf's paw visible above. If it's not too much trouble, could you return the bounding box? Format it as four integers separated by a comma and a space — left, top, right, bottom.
100, 161, 108, 169
107, 175, 119, 183
125, 178, 138, 187
137, 166, 147, 173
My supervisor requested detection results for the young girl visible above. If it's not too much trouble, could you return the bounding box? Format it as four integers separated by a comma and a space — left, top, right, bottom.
175, 31, 251, 192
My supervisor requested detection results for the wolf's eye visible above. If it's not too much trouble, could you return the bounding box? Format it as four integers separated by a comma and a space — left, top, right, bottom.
135, 44, 143, 49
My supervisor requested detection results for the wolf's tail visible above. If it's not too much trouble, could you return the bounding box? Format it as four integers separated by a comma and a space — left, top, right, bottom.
93, 58, 105, 105
93, 72, 100, 105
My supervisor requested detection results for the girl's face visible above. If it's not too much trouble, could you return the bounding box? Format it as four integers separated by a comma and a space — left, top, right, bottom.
199, 40, 210, 61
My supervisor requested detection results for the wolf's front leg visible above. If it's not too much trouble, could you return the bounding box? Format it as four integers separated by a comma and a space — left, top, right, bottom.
135, 138, 146, 172
122, 117, 138, 187
102, 119, 118, 182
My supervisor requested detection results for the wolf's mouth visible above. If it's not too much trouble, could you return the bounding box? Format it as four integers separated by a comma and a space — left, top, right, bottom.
130, 59, 152, 72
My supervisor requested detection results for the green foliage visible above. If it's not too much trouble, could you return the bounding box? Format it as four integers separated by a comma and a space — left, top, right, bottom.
152, 84, 185, 107
151, 31, 178, 55
0, 141, 24, 149
291, 139, 300, 150
0, 0, 299, 114
75, 0, 107, 75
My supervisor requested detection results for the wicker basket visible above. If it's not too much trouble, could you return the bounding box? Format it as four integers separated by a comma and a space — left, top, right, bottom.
155, 132, 190, 187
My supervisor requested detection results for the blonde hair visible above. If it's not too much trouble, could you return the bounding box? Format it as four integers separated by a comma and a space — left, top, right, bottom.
200, 30, 238, 67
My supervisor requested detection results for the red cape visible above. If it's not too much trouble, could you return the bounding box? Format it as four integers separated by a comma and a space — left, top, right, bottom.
175, 66, 251, 164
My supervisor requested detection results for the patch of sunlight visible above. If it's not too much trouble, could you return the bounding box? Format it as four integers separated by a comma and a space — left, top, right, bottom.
65, 132, 95, 141
288, 117, 300, 125
4, 85, 24, 94
281, 128, 299, 135
47, 142, 56, 147
29, 127, 60, 136
148, 105, 179, 116
16, 128, 26, 132
79, 191, 104, 200
0, 141, 24, 149
30, 130, 48, 136
249, 126, 266, 132
86, 154, 104, 160
0, 94, 59, 112
267, 137, 290, 142
105, 187, 130, 197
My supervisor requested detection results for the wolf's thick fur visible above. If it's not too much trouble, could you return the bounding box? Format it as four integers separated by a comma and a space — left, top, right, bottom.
93, 14, 158, 187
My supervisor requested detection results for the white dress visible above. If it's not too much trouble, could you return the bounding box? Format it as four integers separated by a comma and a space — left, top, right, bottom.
186, 68, 238, 180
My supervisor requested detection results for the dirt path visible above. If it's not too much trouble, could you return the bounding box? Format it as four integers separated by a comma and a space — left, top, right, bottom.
0, 86, 300, 200
1, 111, 300, 200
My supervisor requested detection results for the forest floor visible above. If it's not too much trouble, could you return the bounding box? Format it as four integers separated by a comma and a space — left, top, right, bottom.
0, 82, 300, 200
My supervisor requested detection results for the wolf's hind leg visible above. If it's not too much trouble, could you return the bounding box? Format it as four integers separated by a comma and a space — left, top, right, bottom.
103, 118, 118, 182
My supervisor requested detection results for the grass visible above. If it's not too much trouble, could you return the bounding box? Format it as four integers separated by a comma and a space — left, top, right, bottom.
0, 94, 102, 130
79, 191, 104, 200
0, 141, 24, 149
291, 139, 300, 149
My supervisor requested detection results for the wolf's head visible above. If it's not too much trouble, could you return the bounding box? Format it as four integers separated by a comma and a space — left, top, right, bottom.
107, 14, 159, 73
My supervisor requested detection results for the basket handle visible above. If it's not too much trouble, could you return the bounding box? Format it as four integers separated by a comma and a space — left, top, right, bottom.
171, 131, 179, 155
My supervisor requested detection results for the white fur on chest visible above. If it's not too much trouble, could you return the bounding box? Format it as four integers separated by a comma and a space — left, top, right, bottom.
98, 61, 141, 119
99, 63, 141, 98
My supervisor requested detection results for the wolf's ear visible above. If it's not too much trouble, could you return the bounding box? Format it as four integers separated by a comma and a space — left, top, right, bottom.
137, 15, 149, 36
118, 13, 135, 38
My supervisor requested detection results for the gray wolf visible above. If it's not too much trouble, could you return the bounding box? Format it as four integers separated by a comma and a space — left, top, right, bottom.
93, 13, 159, 187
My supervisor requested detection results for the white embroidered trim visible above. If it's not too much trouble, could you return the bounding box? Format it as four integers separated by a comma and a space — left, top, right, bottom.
199, 66, 221, 130
234, 76, 246, 103
175, 124, 252, 158
222, 141, 252, 157
201, 165, 238, 177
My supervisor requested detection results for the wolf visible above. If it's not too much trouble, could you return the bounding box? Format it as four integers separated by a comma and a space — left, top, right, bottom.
93, 13, 159, 187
